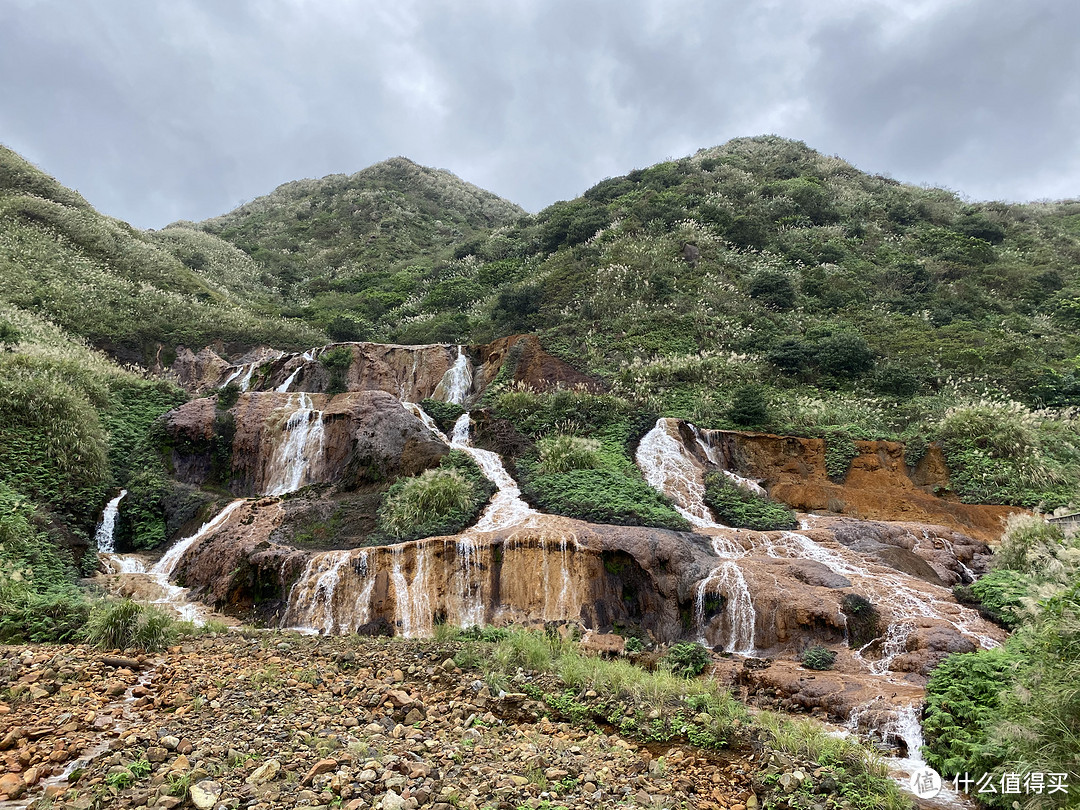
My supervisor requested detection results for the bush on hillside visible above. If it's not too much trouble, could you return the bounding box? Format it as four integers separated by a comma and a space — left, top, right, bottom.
536, 434, 601, 474
375, 452, 495, 542
520, 467, 688, 531
702, 473, 795, 531
727, 384, 771, 428
0, 484, 90, 643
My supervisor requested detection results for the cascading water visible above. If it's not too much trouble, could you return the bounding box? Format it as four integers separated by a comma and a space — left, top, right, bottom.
95, 490, 147, 574
695, 560, 756, 653
432, 346, 473, 405
389, 546, 435, 638
94, 490, 127, 554
692, 426, 767, 496
276, 350, 315, 393
636, 418, 720, 528
638, 418, 757, 650
403, 406, 538, 533
132, 499, 247, 623
283, 551, 376, 634
264, 393, 326, 496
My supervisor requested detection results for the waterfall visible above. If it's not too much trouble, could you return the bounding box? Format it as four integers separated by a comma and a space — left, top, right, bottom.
390, 545, 433, 638
455, 536, 485, 627
152, 500, 246, 580
283, 550, 375, 634
265, 393, 326, 496
276, 350, 315, 393
692, 426, 767, 496
696, 560, 756, 653
404, 405, 538, 532
432, 346, 473, 405
94, 490, 127, 553
636, 418, 720, 528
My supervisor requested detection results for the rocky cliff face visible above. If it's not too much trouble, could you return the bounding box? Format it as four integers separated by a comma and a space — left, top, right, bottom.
106, 338, 1011, 709
688, 426, 1019, 542
171, 335, 597, 400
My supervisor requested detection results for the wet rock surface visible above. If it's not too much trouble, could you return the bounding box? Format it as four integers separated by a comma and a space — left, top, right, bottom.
0, 635, 754, 810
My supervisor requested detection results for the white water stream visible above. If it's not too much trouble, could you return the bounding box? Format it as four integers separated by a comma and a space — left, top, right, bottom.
265, 393, 327, 496
276, 350, 315, 393
432, 345, 474, 405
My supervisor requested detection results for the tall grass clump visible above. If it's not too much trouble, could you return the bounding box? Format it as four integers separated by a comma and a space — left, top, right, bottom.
382, 469, 473, 533
375, 452, 495, 542
536, 434, 601, 473
84, 599, 177, 652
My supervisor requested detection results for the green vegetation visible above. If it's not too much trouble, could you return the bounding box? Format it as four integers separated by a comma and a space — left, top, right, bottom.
535, 434, 602, 474
800, 645, 837, 670
923, 515, 1080, 807
0, 147, 321, 359
490, 388, 686, 529
466, 628, 905, 810
0, 483, 89, 643
703, 472, 796, 530
420, 397, 466, 433
84, 599, 177, 652
662, 641, 711, 677
375, 451, 496, 541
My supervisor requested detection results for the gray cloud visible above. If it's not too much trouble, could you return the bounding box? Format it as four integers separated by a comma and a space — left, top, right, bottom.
1, 0, 1077, 229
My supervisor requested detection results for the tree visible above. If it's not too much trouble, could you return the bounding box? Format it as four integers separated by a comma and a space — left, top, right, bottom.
728, 384, 770, 428
748, 271, 796, 311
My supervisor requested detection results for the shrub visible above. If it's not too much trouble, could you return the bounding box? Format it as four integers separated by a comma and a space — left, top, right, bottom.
956, 569, 1029, 628
84, 599, 177, 652
0, 320, 20, 350
727, 384, 770, 428
320, 346, 353, 396
747, 271, 796, 310
840, 594, 881, 647
824, 433, 859, 481
419, 398, 465, 433
536, 434, 601, 474
375, 452, 495, 542
381, 469, 474, 535
814, 332, 875, 378
702, 473, 795, 530
663, 642, 711, 677
624, 636, 645, 654
217, 382, 241, 410
800, 644, 837, 670
520, 468, 688, 530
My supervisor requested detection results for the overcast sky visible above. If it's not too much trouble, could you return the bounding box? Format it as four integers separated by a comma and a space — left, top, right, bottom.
2, 0, 1077, 229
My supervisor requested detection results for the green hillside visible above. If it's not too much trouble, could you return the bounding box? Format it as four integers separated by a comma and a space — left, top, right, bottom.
199, 136, 1080, 510
194, 157, 527, 342
0, 145, 323, 362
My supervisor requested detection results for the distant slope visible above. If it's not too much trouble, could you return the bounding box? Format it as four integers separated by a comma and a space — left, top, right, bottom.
194, 157, 525, 341
0, 145, 323, 363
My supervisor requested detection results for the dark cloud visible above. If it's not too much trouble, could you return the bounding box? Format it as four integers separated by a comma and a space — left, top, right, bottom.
1, 0, 1076, 228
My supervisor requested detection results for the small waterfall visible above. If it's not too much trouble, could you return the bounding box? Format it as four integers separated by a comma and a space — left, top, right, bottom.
276, 350, 315, 393
94, 490, 127, 553
432, 346, 473, 405
404, 405, 538, 532
696, 560, 756, 653
389, 545, 433, 638
636, 418, 720, 528
152, 499, 246, 580
283, 550, 375, 634
265, 393, 327, 496
455, 536, 485, 627
692, 426, 767, 496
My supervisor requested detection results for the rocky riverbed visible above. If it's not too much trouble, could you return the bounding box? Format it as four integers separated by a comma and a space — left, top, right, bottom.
0, 633, 758, 810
